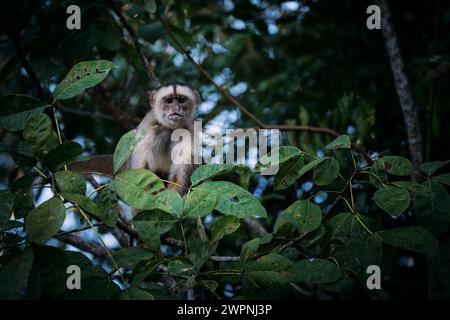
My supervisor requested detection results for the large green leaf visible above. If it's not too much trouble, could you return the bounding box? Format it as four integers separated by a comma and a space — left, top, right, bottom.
23, 113, 52, 152
43, 141, 83, 166
113, 130, 137, 174
0, 248, 35, 299
273, 155, 305, 190
246, 254, 295, 286
25, 197, 66, 244
255, 146, 303, 173
0, 189, 14, 230
434, 173, 450, 187
211, 215, 240, 242
293, 258, 342, 284
276, 157, 326, 191
313, 157, 340, 186
377, 226, 439, 257
60, 192, 100, 216
279, 200, 322, 233
111, 169, 164, 210
134, 210, 177, 251
240, 238, 260, 265
326, 135, 351, 150
113, 248, 154, 269
415, 180, 450, 236
420, 160, 450, 176
197, 181, 267, 218
53, 170, 86, 194
374, 186, 410, 218
0, 94, 48, 131
155, 190, 184, 218
190, 163, 251, 186
184, 188, 216, 219
53, 60, 116, 101
376, 156, 414, 176
96, 186, 119, 227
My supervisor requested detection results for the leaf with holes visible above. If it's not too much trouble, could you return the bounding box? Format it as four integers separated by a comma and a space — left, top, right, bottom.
377, 156, 414, 176
374, 186, 410, 218
197, 181, 267, 218
25, 197, 66, 244
281, 200, 322, 233
184, 188, 216, 219
326, 135, 351, 150
211, 215, 240, 242
155, 190, 184, 218
54, 60, 116, 101
0, 94, 48, 131
313, 157, 340, 186
377, 226, 439, 257
111, 169, 164, 210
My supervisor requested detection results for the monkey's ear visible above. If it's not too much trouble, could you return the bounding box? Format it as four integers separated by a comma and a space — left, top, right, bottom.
149, 90, 156, 108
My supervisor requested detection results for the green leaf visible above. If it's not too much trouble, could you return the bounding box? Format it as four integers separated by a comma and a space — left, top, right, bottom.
211, 215, 240, 242
326, 212, 380, 243
96, 186, 119, 227
277, 157, 327, 191
255, 146, 304, 173
111, 169, 164, 210
134, 210, 177, 251
168, 257, 194, 276
43, 141, 83, 166
326, 135, 351, 150
191, 164, 251, 187
113, 130, 137, 173
197, 181, 267, 218
415, 180, 450, 236
420, 160, 450, 176
23, 113, 52, 152
118, 287, 154, 300
188, 239, 218, 270
53, 171, 86, 194
293, 259, 342, 284
184, 188, 217, 219
280, 200, 322, 233
138, 22, 164, 43
60, 192, 100, 216
155, 190, 184, 218
143, 0, 157, 13
313, 157, 340, 186
113, 248, 154, 269
0, 94, 48, 131
368, 165, 388, 188
246, 254, 295, 286
273, 210, 297, 236
240, 238, 260, 265
377, 156, 414, 176
434, 173, 450, 187
374, 186, 411, 218
0, 248, 34, 299
0, 190, 14, 230
25, 197, 66, 244
391, 181, 428, 195
273, 155, 305, 190
377, 226, 439, 257
53, 60, 116, 101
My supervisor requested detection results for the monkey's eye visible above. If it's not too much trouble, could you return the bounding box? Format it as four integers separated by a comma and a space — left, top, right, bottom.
178, 97, 186, 103
166, 98, 173, 104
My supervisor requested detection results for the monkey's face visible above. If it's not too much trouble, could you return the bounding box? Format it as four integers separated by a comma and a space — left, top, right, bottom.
152, 84, 198, 128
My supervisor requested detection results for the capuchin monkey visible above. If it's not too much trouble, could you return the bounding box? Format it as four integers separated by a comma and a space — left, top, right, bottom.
69, 82, 199, 196
128, 82, 199, 195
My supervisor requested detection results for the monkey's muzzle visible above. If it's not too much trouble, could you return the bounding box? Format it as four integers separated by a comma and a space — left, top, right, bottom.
168, 113, 184, 121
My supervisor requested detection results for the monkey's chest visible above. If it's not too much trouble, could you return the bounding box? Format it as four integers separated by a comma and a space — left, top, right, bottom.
145, 131, 172, 174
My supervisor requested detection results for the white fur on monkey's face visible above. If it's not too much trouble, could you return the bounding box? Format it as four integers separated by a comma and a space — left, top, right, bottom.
152, 84, 197, 128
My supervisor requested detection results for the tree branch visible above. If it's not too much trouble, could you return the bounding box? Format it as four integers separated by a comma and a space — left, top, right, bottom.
107, 0, 160, 88
58, 233, 109, 258
376, 0, 423, 168
155, 12, 373, 164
